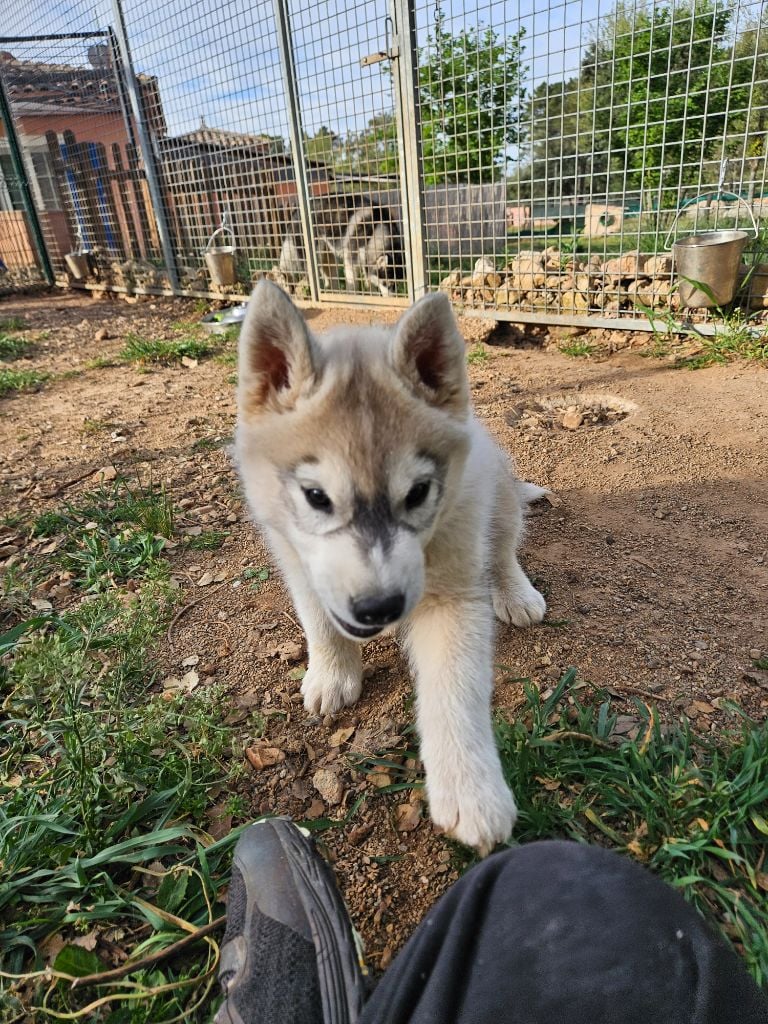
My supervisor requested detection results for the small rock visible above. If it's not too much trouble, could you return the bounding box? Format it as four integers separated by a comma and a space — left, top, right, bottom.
312, 768, 344, 805
394, 801, 423, 832
278, 641, 304, 663
749, 648, 763, 661
246, 746, 286, 770
561, 410, 583, 430
94, 327, 110, 342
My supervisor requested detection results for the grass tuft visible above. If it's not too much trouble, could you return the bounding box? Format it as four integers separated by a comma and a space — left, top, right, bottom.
0, 334, 32, 360
120, 334, 217, 365
0, 368, 48, 396
0, 316, 25, 331
466, 343, 490, 365
559, 340, 593, 358
494, 669, 768, 984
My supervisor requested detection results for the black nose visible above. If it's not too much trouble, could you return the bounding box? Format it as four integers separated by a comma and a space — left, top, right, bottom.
351, 592, 405, 627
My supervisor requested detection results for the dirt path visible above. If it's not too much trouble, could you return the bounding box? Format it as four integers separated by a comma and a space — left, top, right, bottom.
1, 291, 767, 966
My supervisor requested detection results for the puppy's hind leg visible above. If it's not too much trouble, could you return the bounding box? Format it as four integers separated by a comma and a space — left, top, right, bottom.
267, 531, 362, 716
490, 470, 546, 628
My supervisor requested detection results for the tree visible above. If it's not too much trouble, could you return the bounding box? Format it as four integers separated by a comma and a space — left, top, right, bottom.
581, 0, 733, 203
418, 12, 527, 184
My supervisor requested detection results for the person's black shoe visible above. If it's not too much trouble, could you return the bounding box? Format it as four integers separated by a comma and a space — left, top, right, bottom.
215, 817, 367, 1024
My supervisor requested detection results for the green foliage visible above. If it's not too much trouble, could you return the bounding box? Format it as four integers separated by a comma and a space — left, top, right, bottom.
559, 340, 593, 357
120, 334, 217, 365
0, 316, 25, 331
0, 482, 242, 1021
519, 0, 768, 204
419, 11, 526, 184
185, 530, 229, 551
466, 343, 490, 364
30, 477, 174, 591
494, 670, 768, 984
0, 334, 31, 360
0, 368, 48, 396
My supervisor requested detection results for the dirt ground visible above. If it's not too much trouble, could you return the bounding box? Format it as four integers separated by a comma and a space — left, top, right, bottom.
1, 290, 767, 968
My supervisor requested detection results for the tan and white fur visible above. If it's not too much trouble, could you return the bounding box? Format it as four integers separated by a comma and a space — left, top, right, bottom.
235, 281, 546, 853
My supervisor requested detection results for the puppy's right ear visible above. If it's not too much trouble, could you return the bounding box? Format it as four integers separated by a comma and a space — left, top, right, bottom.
238, 280, 317, 416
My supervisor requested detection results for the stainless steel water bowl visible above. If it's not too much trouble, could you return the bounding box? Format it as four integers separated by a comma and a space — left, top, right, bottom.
199, 304, 247, 335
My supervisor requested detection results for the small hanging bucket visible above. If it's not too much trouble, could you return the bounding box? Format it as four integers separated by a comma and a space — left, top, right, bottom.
65, 229, 91, 281
665, 195, 758, 308
204, 224, 237, 288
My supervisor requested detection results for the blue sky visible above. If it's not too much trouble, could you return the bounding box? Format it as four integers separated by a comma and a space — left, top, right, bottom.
4, 0, 608, 141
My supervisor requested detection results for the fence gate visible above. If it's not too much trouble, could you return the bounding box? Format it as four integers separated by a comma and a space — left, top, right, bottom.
274, 0, 414, 305
0, 30, 169, 292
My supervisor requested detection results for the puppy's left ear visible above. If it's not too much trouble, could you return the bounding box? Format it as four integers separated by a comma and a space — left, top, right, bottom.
238, 280, 318, 417
391, 293, 469, 414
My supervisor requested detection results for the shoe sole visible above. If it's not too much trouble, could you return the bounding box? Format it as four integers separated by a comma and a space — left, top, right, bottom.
216, 817, 367, 1024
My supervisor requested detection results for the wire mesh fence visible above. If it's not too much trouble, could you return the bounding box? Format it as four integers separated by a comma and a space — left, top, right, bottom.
2, 0, 768, 324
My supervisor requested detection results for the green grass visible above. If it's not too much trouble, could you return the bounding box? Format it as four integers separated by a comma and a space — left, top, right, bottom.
185, 529, 229, 551
30, 477, 175, 592
120, 334, 218, 366
0, 478, 245, 1022
0, 334, 31, 360
494, 670, 768, 984
0, 316, 25, 331
191, 435, 230, 453
559, 340, 594, 358
466, 343, 490, 365
0, 369, 48, 396
678, 313, 768, 369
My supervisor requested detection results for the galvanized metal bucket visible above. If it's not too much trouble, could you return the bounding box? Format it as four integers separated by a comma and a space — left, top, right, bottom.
64, 252, 90, 280
665, 189, 758, 308
204, 223, 237, 288
673, 230, 749, 308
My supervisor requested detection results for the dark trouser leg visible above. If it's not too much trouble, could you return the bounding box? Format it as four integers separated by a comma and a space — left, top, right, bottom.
360, 840, 768, 1024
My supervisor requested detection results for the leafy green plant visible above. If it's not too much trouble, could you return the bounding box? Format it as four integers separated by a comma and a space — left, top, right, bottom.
0, 368, 48, 396
120, 334, 217, 365
185, 530, 229, 551
466, 343, 490, 365
0, 334, 31, 360
559, 340, 593, 357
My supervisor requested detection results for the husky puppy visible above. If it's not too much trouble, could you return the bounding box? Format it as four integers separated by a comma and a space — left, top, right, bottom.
235, 281, 546, 853
279, 196, 404, 297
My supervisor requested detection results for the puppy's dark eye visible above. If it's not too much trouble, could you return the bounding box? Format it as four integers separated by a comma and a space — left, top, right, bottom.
405, 481, 430, 511
303, 487, 333, 513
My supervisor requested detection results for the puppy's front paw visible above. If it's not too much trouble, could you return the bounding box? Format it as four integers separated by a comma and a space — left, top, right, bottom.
493, 576, 546, 628
301, 662, 362, 716
427, 772, 517, 856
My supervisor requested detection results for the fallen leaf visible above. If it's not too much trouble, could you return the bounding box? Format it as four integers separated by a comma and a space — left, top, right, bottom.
246, 746, 285, 770
394, 802, 422, 832
305, 798, 326, 818
278, 641, 304, 663
72, 931, 98, 951
757, 872, 768, 893
287, 666, 306, 681
162, 675, 182, 691
692, 700, 715, 715
31, 598, 53, 611
183, 526, 203, 536
368, 771, 392, 789
206, 801, 233, 841
181, 655, 200, 667
197, 571, 214, 587
97, 466, 117, 481
329, 726, 356, 748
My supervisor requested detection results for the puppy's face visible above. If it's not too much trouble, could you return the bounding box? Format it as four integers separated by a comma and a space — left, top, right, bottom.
236, 282, 470, 640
